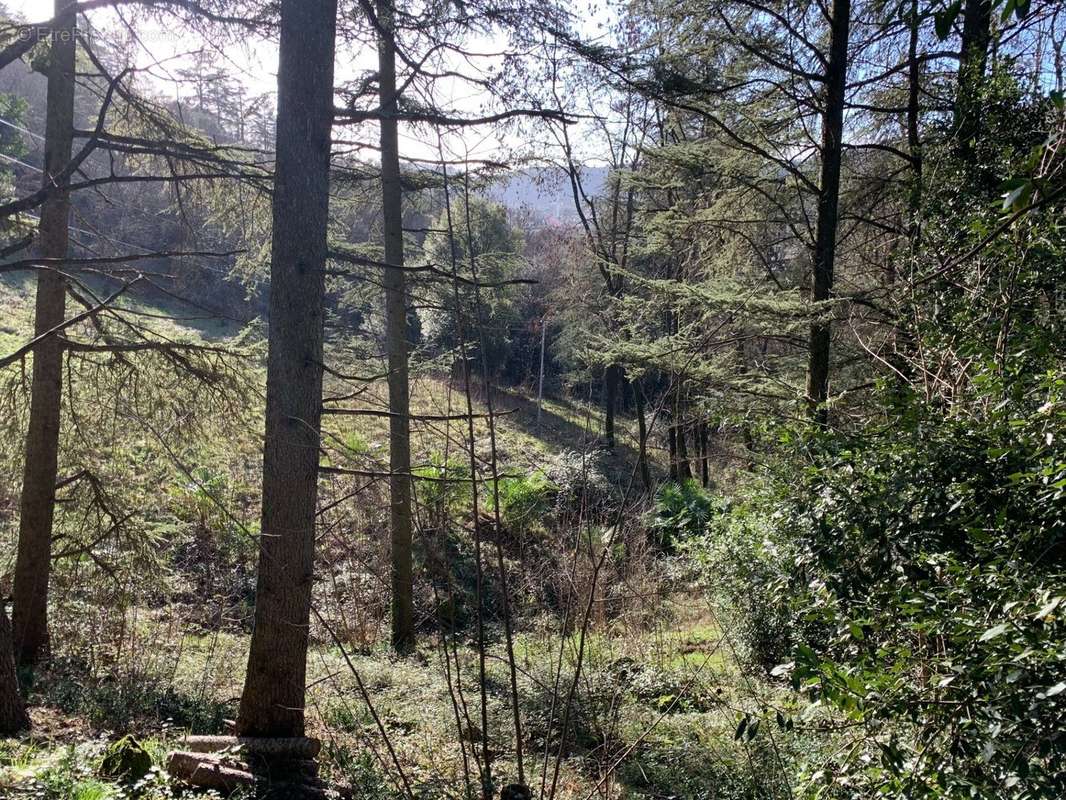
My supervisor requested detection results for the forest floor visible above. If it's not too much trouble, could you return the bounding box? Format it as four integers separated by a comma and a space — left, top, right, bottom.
1, 593, 775, 800
0, 279, 788, 799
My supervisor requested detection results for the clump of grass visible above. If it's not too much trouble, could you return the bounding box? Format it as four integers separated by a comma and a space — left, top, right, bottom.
495, 471, 556, 532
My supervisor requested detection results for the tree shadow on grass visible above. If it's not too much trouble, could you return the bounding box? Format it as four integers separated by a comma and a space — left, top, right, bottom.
26, 658, 233, 736
489, 383, 649, 483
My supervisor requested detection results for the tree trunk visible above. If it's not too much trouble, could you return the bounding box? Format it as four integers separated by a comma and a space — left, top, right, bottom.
633, 379, 651, 491
741, 423, 755, 471
699, 422, 709, 488
956, 0, 992, 148
906, 0, 922, 214
676, 421, 692, 481
236, 0, 337, 738
536, 315, 547, 426
0, 605, 29, 734
667, 425, 678, 482
12, 0, 76, 667
604, 363, 622, 449
805, 0, 851, 428
888, 0, 922, 396
377, 0, 414, 656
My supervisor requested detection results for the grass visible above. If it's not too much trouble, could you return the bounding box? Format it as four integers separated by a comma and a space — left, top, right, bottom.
0, 272, 34, 353
1, 596, 763, 798
0, 274, 659, 486
0, 278, 775, 799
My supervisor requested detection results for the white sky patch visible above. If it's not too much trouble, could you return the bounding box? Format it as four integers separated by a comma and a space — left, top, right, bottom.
6, 0, 619, 167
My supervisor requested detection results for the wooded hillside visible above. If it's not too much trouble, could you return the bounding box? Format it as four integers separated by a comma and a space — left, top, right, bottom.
0, 0, 1062, 798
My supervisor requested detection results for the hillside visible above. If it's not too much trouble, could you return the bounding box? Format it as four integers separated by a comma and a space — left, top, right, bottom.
1, 1, 1063, 799
0, 279, 759, 800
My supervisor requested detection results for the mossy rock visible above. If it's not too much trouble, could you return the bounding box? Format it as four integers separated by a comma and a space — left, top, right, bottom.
100, 735, 153, 784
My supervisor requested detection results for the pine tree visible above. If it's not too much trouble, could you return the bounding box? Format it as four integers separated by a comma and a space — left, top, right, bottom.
236, 0, 338, 738
375, 0, 415, 656
12, 0, 76, 666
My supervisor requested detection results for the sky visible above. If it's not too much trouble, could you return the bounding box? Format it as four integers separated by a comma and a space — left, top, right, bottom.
11, 0, 289, 108
5, 0, 617, 165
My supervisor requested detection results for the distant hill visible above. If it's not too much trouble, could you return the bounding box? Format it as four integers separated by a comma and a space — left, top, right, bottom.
485, 166, 608, 223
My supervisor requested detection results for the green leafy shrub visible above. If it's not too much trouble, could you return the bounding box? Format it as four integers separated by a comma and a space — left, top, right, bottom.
99, 736, 152, 785
542, 449, 615, 521
617, 734, 787, 800
651, 480, 718, 553
413, 452, 473, 518
627, 664, 720, 713
764, 371, 1066, 798
342, 430, 372, 455
323, 744, 400, 799
684, 492, 802, 674
519, 647, 630, 754
323, 700, 372, 733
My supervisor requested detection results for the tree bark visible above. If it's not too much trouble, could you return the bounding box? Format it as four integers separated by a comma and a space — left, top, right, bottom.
906, 0, 922, 209
699, 422, 709, 488
633, 379, 651, 491
604, 363, 622, 449
536, 315, 547, 426
887, 0, 922, 396
377, 0, 415, 656
956, 0, 992, 148
12, 0, 76, 667
676, 421, 692, 481
805, 0, 851, 428
237, 0, 337, 738
0, 605, 29, 733
667, 425, 678, 482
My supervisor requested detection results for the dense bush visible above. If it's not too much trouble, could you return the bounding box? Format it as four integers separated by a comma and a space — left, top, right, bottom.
617, 735, 785, 800
685, 495, 799, 674
496, 471, 556, 532
695, 372, 1065, 798
35, 659, 233, 735
675, 76, 1066, 799
785, 378, 1064, 798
